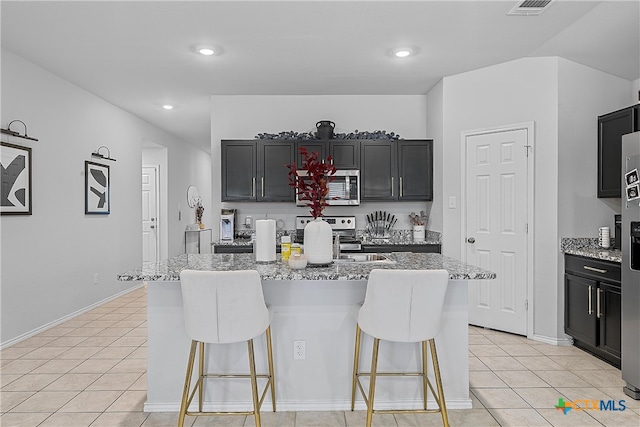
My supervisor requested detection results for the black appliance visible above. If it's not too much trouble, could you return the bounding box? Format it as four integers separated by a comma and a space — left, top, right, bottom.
614, 214, 622, 250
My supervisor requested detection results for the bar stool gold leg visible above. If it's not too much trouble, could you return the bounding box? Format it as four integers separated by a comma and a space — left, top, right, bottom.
351, 324, 362, 411
429, 339, 449, 427
421, 340, 429, 410
178, 340, 197, 427
248, 339, 261, 427
366, 338, 380, 427
265, 326, 276, 412
198, 342, 204, 412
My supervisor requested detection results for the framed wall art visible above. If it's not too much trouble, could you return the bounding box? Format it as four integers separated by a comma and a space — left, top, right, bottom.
85, 160, 110, 214
1, 142, 32, 215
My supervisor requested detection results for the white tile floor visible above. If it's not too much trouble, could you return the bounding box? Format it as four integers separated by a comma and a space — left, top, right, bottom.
1, 285, 639, 426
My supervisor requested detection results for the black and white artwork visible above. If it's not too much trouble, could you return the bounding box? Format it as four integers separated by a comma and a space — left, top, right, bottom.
627, 184, 640, 202
625, 168, 639, 187
85, 161, 110, 214
1, 142, 32, 215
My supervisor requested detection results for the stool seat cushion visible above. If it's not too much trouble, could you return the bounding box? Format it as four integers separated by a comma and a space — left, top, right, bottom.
180, 270, 270, 344
358, 269, 449, 343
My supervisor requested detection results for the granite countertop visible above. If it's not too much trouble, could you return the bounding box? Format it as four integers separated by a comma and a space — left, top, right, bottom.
118, 252, 495, 282
561, 238, 622, 264
214, 230, 442, 246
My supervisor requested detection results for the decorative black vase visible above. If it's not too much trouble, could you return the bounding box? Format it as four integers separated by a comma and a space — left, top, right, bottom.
315, 120, 335, 140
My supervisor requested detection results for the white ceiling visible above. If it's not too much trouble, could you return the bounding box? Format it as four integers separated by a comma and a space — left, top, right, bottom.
2, 1, 639, 152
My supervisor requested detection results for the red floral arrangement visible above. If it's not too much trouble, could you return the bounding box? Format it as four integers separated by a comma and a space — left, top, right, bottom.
287, 147, 337, 219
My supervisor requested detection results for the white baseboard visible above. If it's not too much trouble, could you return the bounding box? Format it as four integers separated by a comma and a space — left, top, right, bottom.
0, 283, 144, 350
531, 333, 573, 346
144, 398, 473, 413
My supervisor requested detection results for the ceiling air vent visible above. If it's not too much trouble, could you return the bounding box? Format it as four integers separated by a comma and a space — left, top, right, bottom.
507, 0, 554, 16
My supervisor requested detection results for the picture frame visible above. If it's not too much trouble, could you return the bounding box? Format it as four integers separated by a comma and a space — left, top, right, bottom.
627, 184, 640, 202
625, 168, 639, 187
1, 142, 32, 215
85, 160, 110, 214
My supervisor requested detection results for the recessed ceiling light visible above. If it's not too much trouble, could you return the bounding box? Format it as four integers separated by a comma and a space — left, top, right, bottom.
162, 104, 174, 110
198, 47, 215, 56
392, 47, 415, 58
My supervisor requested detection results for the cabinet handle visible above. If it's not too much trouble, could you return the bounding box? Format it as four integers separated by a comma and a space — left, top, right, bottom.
261, 177, 265, 198
391, 176, 394, 197
400, 176, 403, 198
584, 265, 607, 274
588, 285, 593, 315
252, 177, 256, 198
597, 288, 602, 318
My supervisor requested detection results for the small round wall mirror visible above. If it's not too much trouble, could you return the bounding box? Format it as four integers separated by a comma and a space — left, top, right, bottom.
187, 185, 201, 207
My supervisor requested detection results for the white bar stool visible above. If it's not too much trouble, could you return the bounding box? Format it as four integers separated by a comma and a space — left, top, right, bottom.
178, 270, 276, 427
351, 269, 450, 427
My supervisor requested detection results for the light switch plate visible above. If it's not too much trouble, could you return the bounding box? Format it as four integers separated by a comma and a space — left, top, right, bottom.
448, 196, 457, 209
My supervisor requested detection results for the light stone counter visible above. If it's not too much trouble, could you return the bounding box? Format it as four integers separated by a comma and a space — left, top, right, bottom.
119, 253, 494, 413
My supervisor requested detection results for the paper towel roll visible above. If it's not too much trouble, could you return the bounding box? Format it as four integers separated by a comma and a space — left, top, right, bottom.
255, 219, 276, 262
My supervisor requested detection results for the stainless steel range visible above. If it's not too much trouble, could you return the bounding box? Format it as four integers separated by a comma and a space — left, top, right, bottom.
295, 216, 362, 252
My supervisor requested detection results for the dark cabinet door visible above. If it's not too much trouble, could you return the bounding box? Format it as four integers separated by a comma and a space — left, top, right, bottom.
598, 107, 634, 198
598, 282, 621, 359
398, 140, 433, 201
329, 141, 360, 169
221, 141, 256, 201
295, 141, 326, 166
564, 273, 597, 346
257, 141, 295, 201
360, 141, 397, 200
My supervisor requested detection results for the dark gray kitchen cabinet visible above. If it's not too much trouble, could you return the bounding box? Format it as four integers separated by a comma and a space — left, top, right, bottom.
221, 140, 257, 201
598, 105, 639, 198
295, 141, 326, 166
398, 140, 433, 201
360, 139, 433, 201
362, 244, 440, 253
564, 254, 621, 367
259, 141, 295, 201
221, 140, 294, 202
360, 140, 397, 200
329, 140, 359, 169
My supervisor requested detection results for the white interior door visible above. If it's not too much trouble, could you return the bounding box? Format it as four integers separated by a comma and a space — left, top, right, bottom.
142, 166, 159, 265
465, 128, 530, 335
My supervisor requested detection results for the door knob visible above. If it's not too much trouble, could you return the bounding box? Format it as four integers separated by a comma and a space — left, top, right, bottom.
467, 237, 475, 243
150, 225, 155, 229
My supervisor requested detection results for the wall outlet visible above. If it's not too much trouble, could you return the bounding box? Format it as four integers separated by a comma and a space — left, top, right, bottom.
245, 216, 252, 229
93, 273, 99, 285
293, 340, 306, 360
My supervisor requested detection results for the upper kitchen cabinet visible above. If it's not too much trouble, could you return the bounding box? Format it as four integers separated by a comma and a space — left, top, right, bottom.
329, 140, 360, 169
221, 140, 256, 201
360, 139, 433, 201
360, 140, 397, 200
397, 140, 433, 201
221, 140, 294, 202
598, 105, 640, 198
295, 141, 326, 166
259, 141, 295, 201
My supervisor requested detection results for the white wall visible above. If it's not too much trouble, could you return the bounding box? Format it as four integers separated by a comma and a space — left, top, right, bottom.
436, 56, 633, 341
0, 49, 210, 345
425, 80, 444, 233
210, 95, 434, 239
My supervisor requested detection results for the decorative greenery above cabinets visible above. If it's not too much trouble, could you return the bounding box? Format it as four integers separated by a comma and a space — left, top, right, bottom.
221, 139, 433, 203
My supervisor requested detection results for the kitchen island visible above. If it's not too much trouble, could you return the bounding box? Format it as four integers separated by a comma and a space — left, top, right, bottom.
118, 252, 495, 413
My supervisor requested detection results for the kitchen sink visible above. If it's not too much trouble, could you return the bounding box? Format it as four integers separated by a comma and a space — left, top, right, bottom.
334, 253, 394, 263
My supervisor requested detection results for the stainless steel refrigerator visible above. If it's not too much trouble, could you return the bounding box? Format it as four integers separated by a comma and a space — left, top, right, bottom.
622, 131, 640, 399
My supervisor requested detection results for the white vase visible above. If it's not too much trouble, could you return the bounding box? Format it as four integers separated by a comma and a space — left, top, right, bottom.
304, 218, 333, 265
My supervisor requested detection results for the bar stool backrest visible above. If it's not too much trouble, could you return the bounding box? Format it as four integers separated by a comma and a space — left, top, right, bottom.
179, 270, 269, 344
358, 269, 449, 343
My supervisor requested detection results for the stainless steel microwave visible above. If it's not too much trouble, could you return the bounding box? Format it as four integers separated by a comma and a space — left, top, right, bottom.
295, 169, 360, 206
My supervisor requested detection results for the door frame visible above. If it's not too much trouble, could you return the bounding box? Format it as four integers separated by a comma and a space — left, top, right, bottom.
460, 121, 535, 338
142, 165, 160, 265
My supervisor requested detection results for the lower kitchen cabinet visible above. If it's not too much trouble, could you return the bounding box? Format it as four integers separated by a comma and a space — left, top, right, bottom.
564, 254, 621, 367
362, 244, 441, 254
